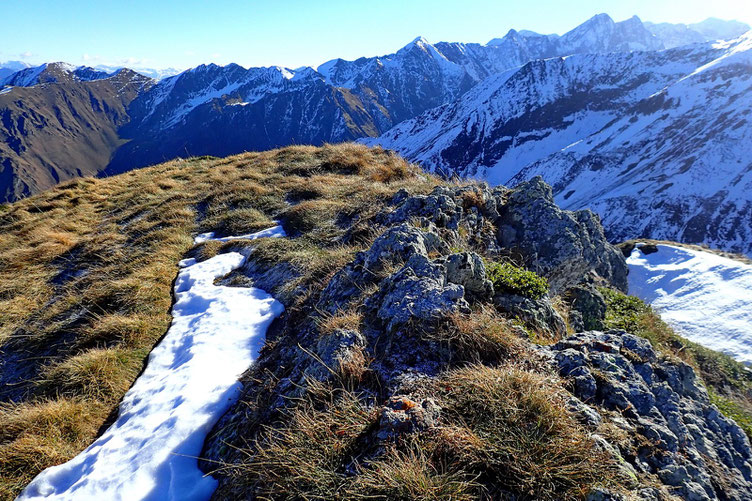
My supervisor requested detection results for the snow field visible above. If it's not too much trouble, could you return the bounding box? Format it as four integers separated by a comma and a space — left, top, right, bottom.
19, 226, 285, 500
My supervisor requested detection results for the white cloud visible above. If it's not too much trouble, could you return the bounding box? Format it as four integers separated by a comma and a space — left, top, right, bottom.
20, 51, 33, 59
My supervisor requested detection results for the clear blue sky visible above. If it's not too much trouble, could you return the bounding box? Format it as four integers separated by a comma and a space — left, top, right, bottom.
2, 0, 751, 70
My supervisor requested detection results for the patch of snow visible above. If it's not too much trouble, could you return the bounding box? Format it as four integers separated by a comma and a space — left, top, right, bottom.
0, 86, 11, 95
627, 244, 752, 365
18, 226, 286, 500
194, 224, 286, 244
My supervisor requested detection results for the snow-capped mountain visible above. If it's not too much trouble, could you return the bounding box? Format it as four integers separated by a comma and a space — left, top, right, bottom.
0, 62, 115, 86
366, 33, 752, 254
645, 18, 750, 48
93, 64, 182, 80
104, 13, 680, 174
0, 61, 32, 81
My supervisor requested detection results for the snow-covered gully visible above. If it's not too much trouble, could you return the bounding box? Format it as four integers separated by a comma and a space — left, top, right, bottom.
627, 244, 752, 365
19, 226, 286, 500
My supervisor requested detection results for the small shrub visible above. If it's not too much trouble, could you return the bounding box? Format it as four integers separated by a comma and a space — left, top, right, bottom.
599, 287, 650, 334
485, 260, 548, 300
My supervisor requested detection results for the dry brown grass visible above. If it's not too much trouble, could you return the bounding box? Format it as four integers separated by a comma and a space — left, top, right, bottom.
428, 306, 525, 365
317, 308, 364, 336
220, 363, 620, 500
0, 143, 438, 498
434, 364, 622, 499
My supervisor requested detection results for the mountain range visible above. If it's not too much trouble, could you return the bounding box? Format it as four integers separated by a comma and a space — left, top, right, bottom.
366, 32, 752, 254
0, 14, 750, 253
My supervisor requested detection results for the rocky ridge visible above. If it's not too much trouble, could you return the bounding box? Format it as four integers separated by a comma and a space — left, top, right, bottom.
201, 177, 752, 500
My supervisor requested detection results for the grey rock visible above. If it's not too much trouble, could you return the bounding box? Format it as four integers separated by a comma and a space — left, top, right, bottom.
320, 223, 448, 313
566, 284, 607, 331
445, 252, 494, 299
497, 176, 628, 294
549, 331, 752, 500
494, 293, 567, 339
566, 395, 602, 429
367, 254, 469, 332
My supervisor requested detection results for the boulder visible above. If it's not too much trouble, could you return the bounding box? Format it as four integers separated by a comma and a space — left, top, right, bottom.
497, 177, 628, 294
445, 252, 494, 300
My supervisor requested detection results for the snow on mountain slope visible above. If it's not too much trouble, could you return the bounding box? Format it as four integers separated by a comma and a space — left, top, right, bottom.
645, 18, 750, 49
94, 64, 181, 80
0, 60, 31, 81
18, 226, 285, 501
0, 62, 113, 87
627, 244, 752, 365
368, 33, 752, 255
126, 63, 314, 131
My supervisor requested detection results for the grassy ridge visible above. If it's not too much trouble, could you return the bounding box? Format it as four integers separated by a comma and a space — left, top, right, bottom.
0, 144, 432, 499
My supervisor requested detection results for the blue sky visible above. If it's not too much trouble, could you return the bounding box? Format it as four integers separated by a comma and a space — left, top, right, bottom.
2, 0, 751, 70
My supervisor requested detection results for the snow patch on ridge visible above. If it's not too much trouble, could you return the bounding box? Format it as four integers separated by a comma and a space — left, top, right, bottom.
627, 244, 752, 365
18, 226, 286, 500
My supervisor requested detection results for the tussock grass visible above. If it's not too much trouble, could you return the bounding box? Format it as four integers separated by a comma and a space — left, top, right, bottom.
434, 364, 620, 499
0, 398, 106, 499
428, 307, 524, 365
317, 308, 364, 336
222, 384, 378, 499
0, 143, 437, 498
223, 364, 619, 500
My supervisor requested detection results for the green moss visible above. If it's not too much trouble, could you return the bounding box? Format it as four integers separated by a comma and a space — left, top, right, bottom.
485, 260, 548, 300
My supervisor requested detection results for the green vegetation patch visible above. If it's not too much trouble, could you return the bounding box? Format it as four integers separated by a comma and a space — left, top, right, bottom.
485, 260, 548, 300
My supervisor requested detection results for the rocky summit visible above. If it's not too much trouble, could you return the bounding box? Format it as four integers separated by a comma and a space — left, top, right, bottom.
194, 166, 752, 500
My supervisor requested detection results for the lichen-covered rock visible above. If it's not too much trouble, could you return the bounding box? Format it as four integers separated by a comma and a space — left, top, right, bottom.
320, 223, 448, 313
497, 176, 628, 294
566, 284, 607, 331
366, 254, 469, 333
444, 252, 494, 300
493, 293, 567, 339
550, 331, 752, 500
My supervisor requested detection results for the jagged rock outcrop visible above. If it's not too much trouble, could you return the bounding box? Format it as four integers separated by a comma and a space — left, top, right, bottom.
551, 331, 752, 500
200, 178, 752, 500
497, 176, 628, 294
